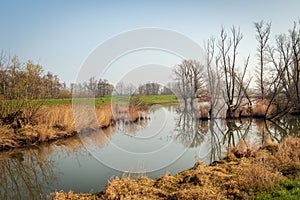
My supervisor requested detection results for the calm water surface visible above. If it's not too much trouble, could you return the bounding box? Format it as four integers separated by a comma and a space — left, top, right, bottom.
0, 106, 300, 199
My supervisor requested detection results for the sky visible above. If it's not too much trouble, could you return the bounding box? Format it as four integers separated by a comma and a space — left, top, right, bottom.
0, 0, 300, 86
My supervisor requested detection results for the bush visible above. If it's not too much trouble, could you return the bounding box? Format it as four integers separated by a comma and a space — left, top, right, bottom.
0, 100, 42, 128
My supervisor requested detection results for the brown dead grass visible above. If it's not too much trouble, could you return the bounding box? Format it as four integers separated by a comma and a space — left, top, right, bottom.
96, 104, 114, 127
252, 100, 276, 118
0, 103, 146, 151
274, 136, 300, 176
35, 105, 75, 132
52, 137, 300, 200
35, 104, 144, 131
0, 125, 76, 151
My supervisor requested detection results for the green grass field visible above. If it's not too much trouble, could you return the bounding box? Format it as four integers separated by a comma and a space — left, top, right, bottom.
39, 95, 178, 106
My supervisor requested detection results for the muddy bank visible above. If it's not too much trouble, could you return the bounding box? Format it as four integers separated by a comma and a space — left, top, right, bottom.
52, 137, 300, 200
0, 126, 77, 151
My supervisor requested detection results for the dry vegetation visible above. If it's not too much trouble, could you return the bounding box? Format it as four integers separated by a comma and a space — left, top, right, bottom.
0, 100, 148, 151
252, 100, 276, 118
52, 137, 300, 200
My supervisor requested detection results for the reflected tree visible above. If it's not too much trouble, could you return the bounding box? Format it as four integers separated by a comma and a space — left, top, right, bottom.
0, 149, 57, 200
267, 117, 300, 139
173, 107, 206, 148
206, 119, 224, 163
222, 119, 252, 147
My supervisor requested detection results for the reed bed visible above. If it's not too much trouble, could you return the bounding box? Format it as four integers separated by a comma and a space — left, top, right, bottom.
35, 105, 75, 132
0, 102, 146, 151
252, 100, 275, 118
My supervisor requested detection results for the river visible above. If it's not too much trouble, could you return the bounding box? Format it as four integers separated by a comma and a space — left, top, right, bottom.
0, 105, 299, 199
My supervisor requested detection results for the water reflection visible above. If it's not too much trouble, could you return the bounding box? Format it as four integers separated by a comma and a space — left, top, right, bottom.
172, 106, 300, 163
116, 118, 148, 135
0, 149, 57, 200
0, 106, 300, 198
174, 107, 206, 148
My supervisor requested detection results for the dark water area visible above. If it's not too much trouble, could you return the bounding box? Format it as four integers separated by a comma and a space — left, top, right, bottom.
0, 106, 300, 199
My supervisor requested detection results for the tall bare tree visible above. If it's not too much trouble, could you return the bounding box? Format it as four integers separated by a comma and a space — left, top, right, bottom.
290, 21, 300, 105
205, 37, 225, 118
265, 21, 300, 118
217, 26, 251, 118
254, 20, 271, 101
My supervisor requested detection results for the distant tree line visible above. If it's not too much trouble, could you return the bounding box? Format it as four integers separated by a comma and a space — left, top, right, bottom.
0, 51, 174, 100
0, 53, 70, 100
71, 77, 114, 97
113, 81, 173, 96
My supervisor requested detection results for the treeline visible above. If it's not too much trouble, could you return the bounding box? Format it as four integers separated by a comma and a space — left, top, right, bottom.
71, 77, 114, 97
0, 54, 70, 100
113, 81, 173, 96
71, 78, 173, 97
0, 52, 173, 100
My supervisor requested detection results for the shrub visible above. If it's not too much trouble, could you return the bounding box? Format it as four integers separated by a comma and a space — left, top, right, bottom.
0, 99, 42, 128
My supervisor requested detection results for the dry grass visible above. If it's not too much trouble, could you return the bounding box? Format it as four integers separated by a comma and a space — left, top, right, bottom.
96, 104, 114, 127
252, 100, 276, 118
35, 105, 75, 132
274, 136, 300, 176
0, 125, 76, 151
52, 137, 300, 200
0, 103, 146, 151
35, 103, 144, 131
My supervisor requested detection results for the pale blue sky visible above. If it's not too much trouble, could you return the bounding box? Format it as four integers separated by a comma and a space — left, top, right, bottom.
0, 0, 299, 85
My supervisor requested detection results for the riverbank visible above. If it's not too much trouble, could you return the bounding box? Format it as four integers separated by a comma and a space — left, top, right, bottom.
52, 137, 300, 200
0, 96, 178, 151
0, 104, 143, 152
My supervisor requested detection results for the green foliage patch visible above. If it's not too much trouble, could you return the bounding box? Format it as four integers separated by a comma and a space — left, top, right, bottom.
40, 95, 178, 106
254, 176, 300, 200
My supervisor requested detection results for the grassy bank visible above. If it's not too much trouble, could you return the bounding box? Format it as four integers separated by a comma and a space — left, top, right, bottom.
52, 137, 300, 200
39, 95, 178, 106
0, 97, 152, 151
0, 95, 177, 151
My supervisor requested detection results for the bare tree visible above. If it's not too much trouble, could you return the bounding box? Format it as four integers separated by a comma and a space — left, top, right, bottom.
114, 81, 125, 96
290, 21, 300, 105
173, 59, 205, 107
265, 22, 300, 118
263, 35, 293, 119
205, 37, 225, 118
217, 26, 251, 118
254, 20, 271, 101
97, 79, 113, 97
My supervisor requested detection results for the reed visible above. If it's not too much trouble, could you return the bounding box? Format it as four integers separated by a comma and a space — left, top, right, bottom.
35, 105, 75, 132
252, 100, 275, 118
0, 100, 147, 151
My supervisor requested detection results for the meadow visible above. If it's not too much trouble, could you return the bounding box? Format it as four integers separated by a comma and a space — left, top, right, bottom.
38, 95, 178, 106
